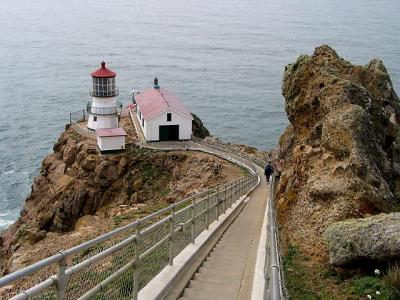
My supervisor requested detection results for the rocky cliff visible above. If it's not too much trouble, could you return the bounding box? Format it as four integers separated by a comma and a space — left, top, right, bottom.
276, 45, 400, 263
0, 123, 246, 276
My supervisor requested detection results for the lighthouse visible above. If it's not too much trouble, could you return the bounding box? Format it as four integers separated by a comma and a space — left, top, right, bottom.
87, 61, 119, 130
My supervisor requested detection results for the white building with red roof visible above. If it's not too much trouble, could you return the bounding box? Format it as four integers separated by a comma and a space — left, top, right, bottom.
96, 128, 127, 152
135, 81, 193, 141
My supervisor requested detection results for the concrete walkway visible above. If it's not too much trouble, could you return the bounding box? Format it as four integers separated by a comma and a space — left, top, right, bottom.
179, 166, 269, 300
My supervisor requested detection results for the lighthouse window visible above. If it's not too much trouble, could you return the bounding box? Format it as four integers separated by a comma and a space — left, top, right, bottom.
93, 116, 97, 122
92, 77, 116, 96
167, 113, 172, 122
142, 119, 144, 127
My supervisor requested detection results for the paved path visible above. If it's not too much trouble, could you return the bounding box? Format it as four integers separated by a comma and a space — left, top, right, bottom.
179, 166, 268, 300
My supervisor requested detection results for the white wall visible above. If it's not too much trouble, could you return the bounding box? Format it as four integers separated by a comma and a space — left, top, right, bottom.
87, 96, 119, 130
143, 109, 192, 141
88, 115, 118, 130
97, 135, 126, 151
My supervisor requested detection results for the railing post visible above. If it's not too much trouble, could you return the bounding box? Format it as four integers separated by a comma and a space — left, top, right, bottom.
82, 110, 85, 122
133, 226, 140, 300
206, 191, 210, 229
169, 207, 175, 266
229, 182, 233, 207
69, 113, 72, 125
191, 196, 196, 244
56, 252, 67, 300
215, 187, 220, 220
234, 182, 238, 203
223, 183, 227, 213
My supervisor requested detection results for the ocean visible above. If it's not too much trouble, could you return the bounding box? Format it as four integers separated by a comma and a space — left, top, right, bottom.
0, 0, 399, 228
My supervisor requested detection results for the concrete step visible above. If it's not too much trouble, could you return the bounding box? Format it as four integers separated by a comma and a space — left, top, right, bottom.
183, 286, 237, 300
197, 266, 243, 276
209, 248, 236, 256
188, 279, 240, 291
193, 271, 239, 282
200, 263, 241, 274
204, 258, 244, 268
190, 277, 239, 287
212, 245, 241, 252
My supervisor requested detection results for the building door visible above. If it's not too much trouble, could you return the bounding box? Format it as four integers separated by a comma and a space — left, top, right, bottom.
159, 125, 179, 141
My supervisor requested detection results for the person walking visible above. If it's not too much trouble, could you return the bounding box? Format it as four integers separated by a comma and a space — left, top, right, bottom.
264, 162, 274, 183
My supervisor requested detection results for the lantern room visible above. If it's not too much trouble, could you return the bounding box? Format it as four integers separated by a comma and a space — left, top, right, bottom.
90, 61, 119, 97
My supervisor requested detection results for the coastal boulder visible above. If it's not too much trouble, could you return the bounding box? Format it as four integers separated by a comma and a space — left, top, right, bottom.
323, 213, 400, 266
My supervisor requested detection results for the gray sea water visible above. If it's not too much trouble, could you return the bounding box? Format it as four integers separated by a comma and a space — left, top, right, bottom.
0, 0, 399, 228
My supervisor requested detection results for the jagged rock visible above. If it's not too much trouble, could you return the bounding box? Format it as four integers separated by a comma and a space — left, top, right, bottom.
12, 227, 46, 245
81, 154, 97, 171
323, 213, 400, 266
117, 157, 128, 176
130, 192, 138, 204
276, 45, 400, 262
62, 139, 79, 167
133, 179, 143, 192
36, 211, 54, 230
94, 160, 118, 187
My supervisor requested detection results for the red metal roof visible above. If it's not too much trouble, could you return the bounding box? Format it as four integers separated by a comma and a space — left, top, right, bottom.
96, 127, 127, 137
91, 61, 117, 78
135, 88, 193, 120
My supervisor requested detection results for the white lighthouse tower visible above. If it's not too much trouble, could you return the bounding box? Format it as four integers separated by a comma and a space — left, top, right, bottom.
87, 61, 119, 130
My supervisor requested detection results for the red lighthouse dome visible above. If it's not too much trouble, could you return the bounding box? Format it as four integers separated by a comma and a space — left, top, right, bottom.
90, 61, 118, 97
91, 61, 117, 78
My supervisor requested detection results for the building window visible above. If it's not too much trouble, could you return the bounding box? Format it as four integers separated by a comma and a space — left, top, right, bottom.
94, 116, 97, 122
142, 119, 144, 127
167, 113, 172, 122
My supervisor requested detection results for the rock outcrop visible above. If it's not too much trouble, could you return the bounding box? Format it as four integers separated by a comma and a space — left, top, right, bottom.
323, 213, 400, 266
276, 45, 400, 262
192, 113, 211, 139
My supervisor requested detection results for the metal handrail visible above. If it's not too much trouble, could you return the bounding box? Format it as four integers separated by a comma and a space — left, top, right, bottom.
0, 144, 259, 300
262, 174, 286, 300
86, 102, 122, 116
197, 140, 269, 168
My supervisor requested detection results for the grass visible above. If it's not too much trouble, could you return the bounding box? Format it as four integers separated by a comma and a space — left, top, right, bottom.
347, 276, 393, 299
282, 245, 399, 299
283, 245, 322, 299
384, 262, 400, 298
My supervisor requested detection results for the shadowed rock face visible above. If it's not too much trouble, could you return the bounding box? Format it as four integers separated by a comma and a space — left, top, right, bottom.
276, 45, 400, 262
192, 113, 211, 139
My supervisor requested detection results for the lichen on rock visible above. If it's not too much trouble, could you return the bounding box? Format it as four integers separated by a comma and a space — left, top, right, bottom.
323, 213, 400, 266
